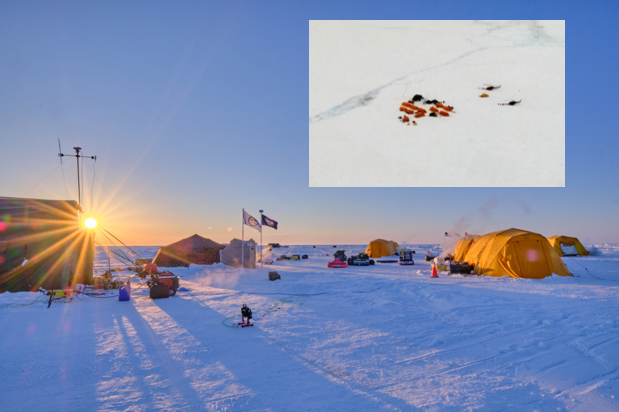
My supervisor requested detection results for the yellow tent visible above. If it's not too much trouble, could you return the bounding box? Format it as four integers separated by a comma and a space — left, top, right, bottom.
453, 235, 478, 262
547, 236, 589, 257
365, 239, 399, 258
461, 228, 571, 279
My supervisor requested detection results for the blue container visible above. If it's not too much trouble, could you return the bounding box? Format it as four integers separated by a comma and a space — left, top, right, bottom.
119, 282, 131, 301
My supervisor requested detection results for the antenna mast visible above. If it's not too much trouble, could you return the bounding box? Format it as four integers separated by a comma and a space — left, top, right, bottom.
58, 140, 96, 215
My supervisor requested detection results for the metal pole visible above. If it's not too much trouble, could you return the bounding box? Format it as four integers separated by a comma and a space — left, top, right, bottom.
241, 208, 244, 268
107, 247, 111, 272
259, 210, 263, 267
75, 148, 81, 211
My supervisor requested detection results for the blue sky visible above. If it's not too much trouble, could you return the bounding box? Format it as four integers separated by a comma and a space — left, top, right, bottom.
1, 0, 618, 245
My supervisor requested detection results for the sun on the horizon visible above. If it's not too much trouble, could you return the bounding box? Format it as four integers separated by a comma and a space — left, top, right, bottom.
84, 217, 98, 229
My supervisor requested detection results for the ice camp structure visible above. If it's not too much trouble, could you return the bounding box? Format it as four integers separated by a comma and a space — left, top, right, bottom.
547, 236, 590, 257
452, 228, 571, 279
453, 235, 479, 262
0, 197, 94, 292
365, 239, 399, 258
220, 238, 256, 269
153, 234, 225, 267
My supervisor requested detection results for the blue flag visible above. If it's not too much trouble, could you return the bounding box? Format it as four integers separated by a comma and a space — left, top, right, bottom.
262, 215, 278, 230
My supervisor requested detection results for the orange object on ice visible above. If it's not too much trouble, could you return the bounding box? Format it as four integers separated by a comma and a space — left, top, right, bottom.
439, 111, 450, 117
480, 93, 489, 98
402, 115, 410, 123
431, 265, 439, 278
414, 113, 425, 118
443, 106, 453, 112
430, 107, 439, 113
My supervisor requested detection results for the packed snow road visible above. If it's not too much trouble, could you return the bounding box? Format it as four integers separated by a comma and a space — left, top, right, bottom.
1, 244, 618, 411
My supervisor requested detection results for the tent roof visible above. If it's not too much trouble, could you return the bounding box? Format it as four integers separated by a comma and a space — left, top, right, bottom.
161, 234, 222, 250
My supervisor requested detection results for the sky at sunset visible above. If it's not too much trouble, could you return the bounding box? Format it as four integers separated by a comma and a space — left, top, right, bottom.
1, 1, 618, 245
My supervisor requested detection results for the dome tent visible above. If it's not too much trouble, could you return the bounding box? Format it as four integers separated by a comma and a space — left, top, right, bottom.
365, 239, 399, 258
153, 234, 225, 267
453, 235, 478, 262
461, 228, 571, 279
220, 238, 256, 269
547, 236, 589, 257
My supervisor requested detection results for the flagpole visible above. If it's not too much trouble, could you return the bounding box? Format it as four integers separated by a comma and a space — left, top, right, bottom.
242, 208, 244, 268
259, 210, 263, 267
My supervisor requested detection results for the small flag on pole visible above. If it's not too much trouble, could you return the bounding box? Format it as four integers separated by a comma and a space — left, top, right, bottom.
445, 232, 451, 237
261, 215, 278, 230
243, 211, 262, 232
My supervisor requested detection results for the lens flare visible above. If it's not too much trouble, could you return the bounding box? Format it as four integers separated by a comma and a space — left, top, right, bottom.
84, 217, 98, 229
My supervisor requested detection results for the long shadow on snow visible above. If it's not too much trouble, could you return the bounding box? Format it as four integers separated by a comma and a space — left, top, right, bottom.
155, 290, 420, 411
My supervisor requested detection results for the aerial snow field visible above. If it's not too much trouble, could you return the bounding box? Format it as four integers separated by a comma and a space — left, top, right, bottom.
1, 244, 619, 411
309, 21, 565, 187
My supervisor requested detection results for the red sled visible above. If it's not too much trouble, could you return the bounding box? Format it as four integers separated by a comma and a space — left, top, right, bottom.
327, 258, 347, 268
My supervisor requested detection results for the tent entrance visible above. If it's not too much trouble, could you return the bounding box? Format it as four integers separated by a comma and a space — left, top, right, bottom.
515, 239, 551, 279
560, 243, 578, 256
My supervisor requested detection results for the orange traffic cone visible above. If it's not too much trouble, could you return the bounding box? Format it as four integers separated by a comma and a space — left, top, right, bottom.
431, 264, 439, 278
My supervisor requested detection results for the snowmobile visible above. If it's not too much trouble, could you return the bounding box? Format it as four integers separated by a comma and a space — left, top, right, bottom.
399, 249, 415, 266
333, 250, 347, 262
347, 253, 374, 266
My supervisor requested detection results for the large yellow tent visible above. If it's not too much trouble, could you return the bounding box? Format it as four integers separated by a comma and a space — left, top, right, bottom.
365, 239, 399, 258
460, 228, 571, 279
547, 236, 589, 257
453, 235, 478, 262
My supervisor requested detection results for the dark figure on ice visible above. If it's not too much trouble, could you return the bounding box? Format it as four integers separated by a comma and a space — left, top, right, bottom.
498, 100, 522, 106
240, 304, 253, 327
479, 84, 501, 91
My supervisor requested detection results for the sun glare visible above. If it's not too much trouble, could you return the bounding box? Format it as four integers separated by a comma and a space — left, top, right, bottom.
84, 217, 98, 229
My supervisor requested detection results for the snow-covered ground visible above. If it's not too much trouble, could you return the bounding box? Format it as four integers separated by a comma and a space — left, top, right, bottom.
309, 21, 565, 187
1, 243, 618, 411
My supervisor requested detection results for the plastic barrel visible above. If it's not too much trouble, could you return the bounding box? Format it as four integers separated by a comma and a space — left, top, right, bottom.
119, 282, 131, 301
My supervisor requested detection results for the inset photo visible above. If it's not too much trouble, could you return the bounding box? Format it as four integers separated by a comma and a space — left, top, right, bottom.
309, 20, 565, 187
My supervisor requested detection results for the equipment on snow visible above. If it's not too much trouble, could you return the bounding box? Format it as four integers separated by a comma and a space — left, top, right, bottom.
479, 84, 501, 91
449, 262, 474, 275
347, 253, 371, 266
119, 281, 131, 301
399, 249, 415, 266
498, 100, 522, 106
149, 283, 170, 299
268, 271, 281, 281
327, 258, 347, 268
333, 250, 347, 262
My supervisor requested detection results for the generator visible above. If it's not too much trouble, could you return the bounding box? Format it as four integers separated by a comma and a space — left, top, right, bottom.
140, 263, 180, 298
449, 262, 474, 275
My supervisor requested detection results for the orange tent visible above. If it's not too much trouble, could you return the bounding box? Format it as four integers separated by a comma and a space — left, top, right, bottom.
461, 228, 571, 279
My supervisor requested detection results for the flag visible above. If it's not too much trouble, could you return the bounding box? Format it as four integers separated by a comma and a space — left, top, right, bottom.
465, 232, 469, 237
243, 210, 261, 232
445, 232, 451, 237
261, 214, 278, 230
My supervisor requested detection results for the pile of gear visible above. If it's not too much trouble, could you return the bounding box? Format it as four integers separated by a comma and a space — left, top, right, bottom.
398, 94, 455, 125
347, 253, 375, 266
